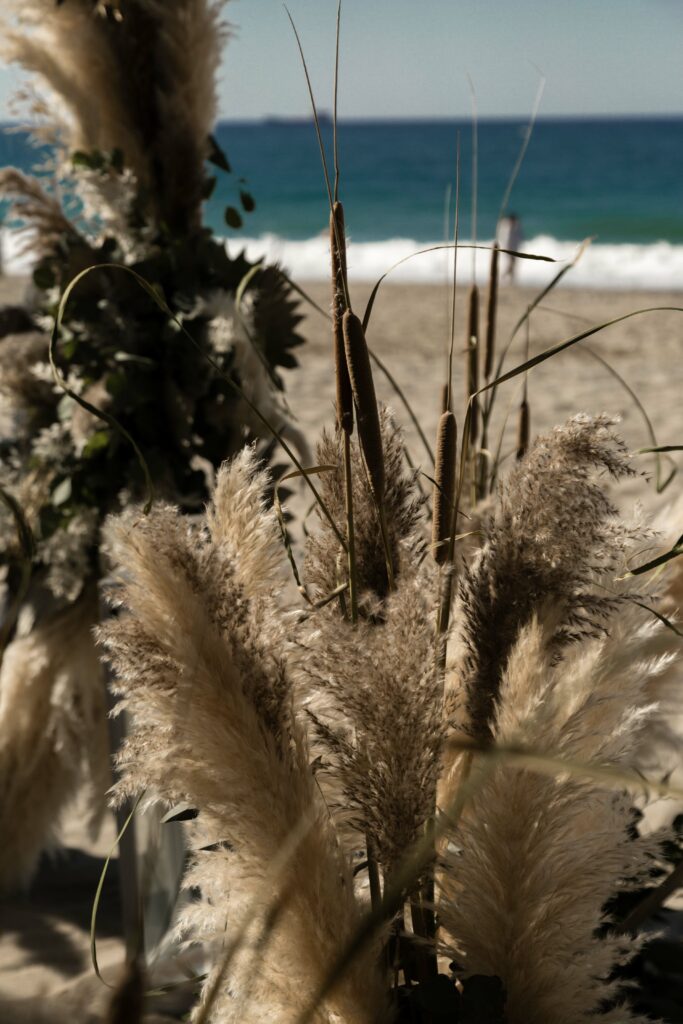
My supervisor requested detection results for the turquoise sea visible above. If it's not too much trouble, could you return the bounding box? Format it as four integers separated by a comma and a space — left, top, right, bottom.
2, 116, 683, 288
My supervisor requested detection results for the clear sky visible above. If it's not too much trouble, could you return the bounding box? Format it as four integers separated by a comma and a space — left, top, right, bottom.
1, 0, 682, 120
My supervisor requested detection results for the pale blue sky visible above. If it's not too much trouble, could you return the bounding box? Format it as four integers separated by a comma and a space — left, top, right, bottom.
1, 0, 682, 120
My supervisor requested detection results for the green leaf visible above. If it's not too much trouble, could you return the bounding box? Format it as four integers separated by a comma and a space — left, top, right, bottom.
224, 206, 243, 230
240, 189, 256, 213
82, 429, 111, 458
207, 134, 231, 173
51, 477, 72, 507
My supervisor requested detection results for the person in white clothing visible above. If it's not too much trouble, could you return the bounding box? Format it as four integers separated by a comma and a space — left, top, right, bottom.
498, 213, 523, 283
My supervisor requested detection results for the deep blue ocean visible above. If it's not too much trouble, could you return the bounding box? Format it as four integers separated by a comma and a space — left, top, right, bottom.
2, 117, 683, 288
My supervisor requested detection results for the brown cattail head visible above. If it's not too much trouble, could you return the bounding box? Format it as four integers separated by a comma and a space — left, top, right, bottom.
466, 284, 480, 446
342, 310, 385, 502
432, 410, 458, 564
105, 959, 145, 1024
330, 201, 354, 434
516, 397, 530, 460
484, 243, 499, 381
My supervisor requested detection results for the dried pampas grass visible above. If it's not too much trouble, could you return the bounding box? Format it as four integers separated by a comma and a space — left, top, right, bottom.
437, 415, 679, 1023
0, 588, 108, 891
99, 403, 680, 1021
1, 0, 230, 234
99, 448, 386, 1023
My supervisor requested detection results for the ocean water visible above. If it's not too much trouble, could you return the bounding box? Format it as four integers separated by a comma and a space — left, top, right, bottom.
2, 117, 683, 289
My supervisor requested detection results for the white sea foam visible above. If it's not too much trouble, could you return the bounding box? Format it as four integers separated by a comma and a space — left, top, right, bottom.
225, 234, 683, 291
3, 228, 682, 291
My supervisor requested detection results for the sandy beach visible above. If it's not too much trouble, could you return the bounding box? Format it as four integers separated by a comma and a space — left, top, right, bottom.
1, 275, 681, 1008
284, 280, 683, 516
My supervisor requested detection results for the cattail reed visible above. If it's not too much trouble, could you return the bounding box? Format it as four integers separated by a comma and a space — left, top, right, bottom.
432, 411, 457, 564
440, 382, 450, 413
516, 395, 530, 460
484, 242, 499, 381
331, 201, 354, 434
343, 310, 385, 503
466, 284, 480, 446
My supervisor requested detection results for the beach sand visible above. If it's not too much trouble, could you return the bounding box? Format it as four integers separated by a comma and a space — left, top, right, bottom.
283, 281, 683, 517
1, 276, 681, 1007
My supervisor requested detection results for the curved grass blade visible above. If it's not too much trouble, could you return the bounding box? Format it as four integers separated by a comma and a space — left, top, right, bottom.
367, 346, 435, 466
51, 269, 155, 514
621, 535, 683, 578
91, 795, 143, 987
274, 465, 336, 602
279, 269, 332, 321
480, 306, 683, 397
489, 237, 593, 395
284, 5, 349, 310
636, 445, 683, 455
580, 344, 678, 492
626, 597, 683, 638
362, 243, 556, 334
55, 264, 347, 550
497, 72, 546, 224
446, 738, 683, 802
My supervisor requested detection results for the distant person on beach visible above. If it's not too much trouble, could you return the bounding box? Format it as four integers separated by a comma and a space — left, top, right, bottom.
498, 213, 523, 283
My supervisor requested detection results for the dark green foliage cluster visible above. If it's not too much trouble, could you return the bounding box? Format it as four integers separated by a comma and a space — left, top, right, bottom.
0, 133, 304, 608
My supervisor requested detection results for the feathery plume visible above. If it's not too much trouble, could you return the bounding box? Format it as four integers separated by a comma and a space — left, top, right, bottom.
0, 589, 108, 891
300, 561, 442, 881
440, 595, 675, 1024
0, 167, 93, 263
1, 0, 230, 234
306, 409, 422, 606
99, 449, 385, 1023
451, 414, 636, 744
